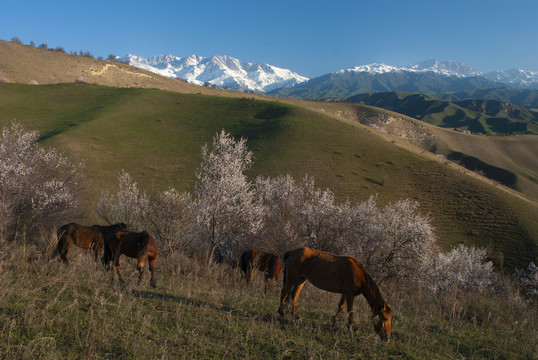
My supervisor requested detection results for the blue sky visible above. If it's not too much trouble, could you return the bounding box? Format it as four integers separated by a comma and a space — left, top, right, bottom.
2, 0, 537, 78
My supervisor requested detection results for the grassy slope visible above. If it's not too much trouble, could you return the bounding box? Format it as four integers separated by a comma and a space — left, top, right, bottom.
2, 40, 537, 198
1, 83, 537, 270
1, 247, 536, 359
329, 102, 538, 201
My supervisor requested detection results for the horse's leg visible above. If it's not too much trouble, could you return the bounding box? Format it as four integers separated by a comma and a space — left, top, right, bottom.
148, 256, 157, 288
115, 258, 124, 284
264, 277, 272, 294
278, 272, 294, 315
246, 264, 254, 284
137, 256, 147, 286
58, 236, 72, 263
332, 294, 347, 325
93, 242, 100, 263
345, 294, 357, 331
290, 278, 307, 319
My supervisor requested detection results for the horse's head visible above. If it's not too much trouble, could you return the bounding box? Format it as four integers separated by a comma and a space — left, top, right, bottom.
372, 303, 391, 341
136, 231, 154, 270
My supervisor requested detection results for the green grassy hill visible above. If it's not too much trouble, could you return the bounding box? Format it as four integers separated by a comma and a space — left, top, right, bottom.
1, 82, 537, 270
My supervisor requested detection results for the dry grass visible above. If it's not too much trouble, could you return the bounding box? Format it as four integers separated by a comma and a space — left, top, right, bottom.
1, 234, 536, 359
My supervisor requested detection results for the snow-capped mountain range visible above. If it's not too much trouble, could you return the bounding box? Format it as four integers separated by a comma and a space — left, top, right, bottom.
118, 54, 538, 93
341, 59, 538, 87
117, 54, 308, 93
343, 59, 482, 77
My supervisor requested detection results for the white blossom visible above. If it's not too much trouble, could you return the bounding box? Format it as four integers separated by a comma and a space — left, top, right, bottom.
191, 130, 263, 263
0, 121, 84, 240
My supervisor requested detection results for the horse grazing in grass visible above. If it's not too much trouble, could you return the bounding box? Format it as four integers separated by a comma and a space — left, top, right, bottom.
277, 247, 392, 341
240, 250, 282, 293
104, 230, 158, 288
56, 223, 127, 263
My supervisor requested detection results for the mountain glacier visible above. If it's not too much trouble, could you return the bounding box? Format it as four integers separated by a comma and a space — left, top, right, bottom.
117, 54, 309, 93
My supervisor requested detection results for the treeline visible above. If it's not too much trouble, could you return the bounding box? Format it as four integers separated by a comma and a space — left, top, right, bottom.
8, 36, 117, 61
0, 121, 536, 304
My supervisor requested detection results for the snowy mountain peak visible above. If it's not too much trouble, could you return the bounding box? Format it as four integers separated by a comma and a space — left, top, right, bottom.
483, 68, 538, 87
339, 59, 481, 78
117, 53, 308, 93
409, 59, 481, 77
342, 63, 402, 75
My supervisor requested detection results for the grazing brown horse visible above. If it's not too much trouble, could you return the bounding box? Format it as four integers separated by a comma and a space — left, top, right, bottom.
56, 223, 127, 263
104, 230, 158, 288
240, 250, 282, 293
277, 247, 392, 341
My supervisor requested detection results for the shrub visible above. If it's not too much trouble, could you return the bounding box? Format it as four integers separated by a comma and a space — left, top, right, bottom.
515, 262, 538, 304
421, 244, 494, 295
95, 170, 192, 256
10, 36, 22, 45
255, 176, 437, 285
0, 121, 84, 241
191, 130, 263, 263
346, 197, 437, 284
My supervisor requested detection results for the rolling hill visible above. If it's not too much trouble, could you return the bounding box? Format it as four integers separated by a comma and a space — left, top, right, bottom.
437, 87, 538, 110
346, 91, 538, 135
0, 40, 537, 270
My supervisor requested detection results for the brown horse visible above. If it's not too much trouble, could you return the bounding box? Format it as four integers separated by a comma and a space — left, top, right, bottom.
56, 223, 127, 263
277, 247, 391, 341
240, 250, 282, 293
104, 230, 158, 288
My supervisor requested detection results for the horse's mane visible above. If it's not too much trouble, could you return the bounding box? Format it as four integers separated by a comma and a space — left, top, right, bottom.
350, 257, 386, 312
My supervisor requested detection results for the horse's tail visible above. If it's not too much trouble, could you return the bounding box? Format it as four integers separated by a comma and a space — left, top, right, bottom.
280, 251, 294, 285
54, 224, 69, 261
283, 250, 293, 262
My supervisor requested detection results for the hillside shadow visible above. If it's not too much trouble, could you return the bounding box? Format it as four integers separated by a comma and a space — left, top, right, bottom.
231, 104, 289, 142
447, 151, 517, 188
442, 110, 486, 133
486, 117, 528, 134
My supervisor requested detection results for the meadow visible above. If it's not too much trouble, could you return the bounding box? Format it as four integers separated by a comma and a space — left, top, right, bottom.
1, 83, 537, 271
1, 239, 536, 359
1, 39, 537, 360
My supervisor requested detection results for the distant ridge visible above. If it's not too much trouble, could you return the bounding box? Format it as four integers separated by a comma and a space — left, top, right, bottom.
270, 60, 538, 100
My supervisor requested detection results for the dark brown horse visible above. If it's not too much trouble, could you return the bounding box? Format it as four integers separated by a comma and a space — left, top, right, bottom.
277, 247, 392, 340
240, 250, 282, 293
104, 230, 158, 288
56, 223, 127, 263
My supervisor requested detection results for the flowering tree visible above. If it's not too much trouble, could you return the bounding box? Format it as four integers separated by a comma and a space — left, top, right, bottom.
421, 244, 494, 294
515, 262, 538, 304
95, 170, 192, 255
0, 121, 84, 241
255, 174, 305, 254
345, 198, 437, 284
95, 170, 149, 230
191, 130, 263, 264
